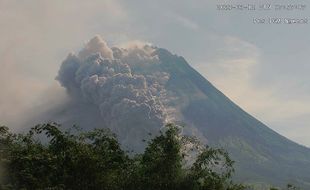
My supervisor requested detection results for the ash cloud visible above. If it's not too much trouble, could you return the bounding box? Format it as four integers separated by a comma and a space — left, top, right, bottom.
78, 35, 114, 60
56, 36, 173, 150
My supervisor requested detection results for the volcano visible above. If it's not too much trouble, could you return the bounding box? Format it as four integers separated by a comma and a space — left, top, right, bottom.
50, 36, 310, 188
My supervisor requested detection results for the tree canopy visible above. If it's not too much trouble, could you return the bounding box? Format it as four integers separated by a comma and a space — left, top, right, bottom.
0, 123, 253, 189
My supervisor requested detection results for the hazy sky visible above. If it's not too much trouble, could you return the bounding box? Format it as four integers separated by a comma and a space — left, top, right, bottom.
0, 0, 309, 146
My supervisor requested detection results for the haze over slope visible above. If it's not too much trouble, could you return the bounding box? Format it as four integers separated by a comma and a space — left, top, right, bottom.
35, 36, 310, 188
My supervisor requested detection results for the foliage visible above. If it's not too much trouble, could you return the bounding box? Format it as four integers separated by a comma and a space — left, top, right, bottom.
0, 123, 246, 190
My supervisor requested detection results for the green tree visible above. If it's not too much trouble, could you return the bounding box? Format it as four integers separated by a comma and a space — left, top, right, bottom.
2, 123, 129, 190
139, 124, 184, 190
1, 123, 246, 190
0, 125, 13, 190
126, 123, 245, 190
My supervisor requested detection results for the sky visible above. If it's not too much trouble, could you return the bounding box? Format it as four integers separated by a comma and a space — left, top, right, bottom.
0, 0, 309, 146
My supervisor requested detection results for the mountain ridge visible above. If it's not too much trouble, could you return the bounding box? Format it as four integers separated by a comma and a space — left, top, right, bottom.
153, 48, 310, 188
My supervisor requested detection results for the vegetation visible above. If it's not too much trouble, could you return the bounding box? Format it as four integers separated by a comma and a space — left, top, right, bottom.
0, 123, 298, 190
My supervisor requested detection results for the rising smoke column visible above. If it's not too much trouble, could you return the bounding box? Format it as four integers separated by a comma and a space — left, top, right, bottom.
56, 36, 172, 150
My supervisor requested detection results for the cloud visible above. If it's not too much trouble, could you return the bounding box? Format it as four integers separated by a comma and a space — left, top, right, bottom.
168, 12, 199, 30
79, 35, 114, 59
56, 36, 173, 150
0, 0, 130, 129
196, 36, 310, 146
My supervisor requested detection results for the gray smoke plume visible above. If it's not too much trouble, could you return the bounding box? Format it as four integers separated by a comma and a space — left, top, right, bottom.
56, 36, 173, 150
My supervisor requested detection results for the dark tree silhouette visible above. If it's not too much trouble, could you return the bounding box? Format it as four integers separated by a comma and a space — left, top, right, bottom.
0, 123, 247, 190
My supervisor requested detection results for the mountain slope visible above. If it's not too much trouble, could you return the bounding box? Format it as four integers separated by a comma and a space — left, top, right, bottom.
153, 48, 310, 188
